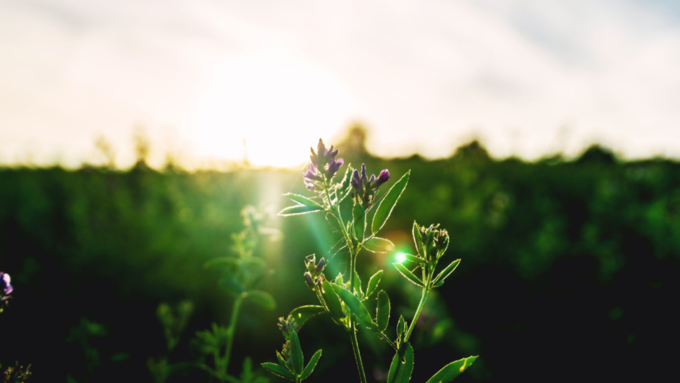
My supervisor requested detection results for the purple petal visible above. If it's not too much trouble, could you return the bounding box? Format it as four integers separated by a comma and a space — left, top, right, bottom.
374, 169, 390, 187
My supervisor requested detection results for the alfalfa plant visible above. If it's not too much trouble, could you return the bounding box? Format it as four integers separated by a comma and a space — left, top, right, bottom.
262, 139, 477, 382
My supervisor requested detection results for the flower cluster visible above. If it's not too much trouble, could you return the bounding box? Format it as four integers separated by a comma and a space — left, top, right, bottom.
351, 164, 390, 208
277, 316, 299, 339
303, 254, 326, 290
414, 223, 450, 261
276, 316, 300, 371
302, 139, 344, 191
1, 272, 12, 310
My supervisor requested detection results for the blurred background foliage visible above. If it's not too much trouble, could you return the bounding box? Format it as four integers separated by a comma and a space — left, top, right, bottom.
0, 128, 678, 382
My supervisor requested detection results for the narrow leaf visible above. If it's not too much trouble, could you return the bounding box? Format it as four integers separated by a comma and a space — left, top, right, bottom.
363, 237, 395, 253
353, 270, 363, 298
340, 164, 352, 188
396, 315, 407, 339
425, 356, 478, 383
331, 284, 378, 331
276, 351, 287, 367
412, 221, 426, 257
321, 280, 345, 321
278, 204, 324, 217
289, 306, 326, 330
393, 263, 425, 287
387, 342, 414, 383
366, 270, 383, 298
284, 193, 323, 209
372, 171, 411, 234
261, 363, 296, 381
353, 203, 366, 242
289, 331, 304, 375
376, 291, 390, 331
403, 254, 425, 264
433, 259, 461, 287
245, 290, 276, 311
300, 350, 323, 380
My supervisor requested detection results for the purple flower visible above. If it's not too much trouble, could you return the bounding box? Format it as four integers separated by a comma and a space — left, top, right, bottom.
308, 139, 344, 181
374, 169, 390, 187
1, 272, 11, 296
1, 272, 11, 306
304, 271, 315, 289
351, 164, 391, 209
327, 158, 344, 178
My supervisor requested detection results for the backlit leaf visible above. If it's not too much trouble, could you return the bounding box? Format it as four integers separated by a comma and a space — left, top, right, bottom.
372, 171, 411, 234
425, 356, 478, 383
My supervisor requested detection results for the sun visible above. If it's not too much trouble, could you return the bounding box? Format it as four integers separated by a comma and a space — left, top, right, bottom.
188, 52, 355, 168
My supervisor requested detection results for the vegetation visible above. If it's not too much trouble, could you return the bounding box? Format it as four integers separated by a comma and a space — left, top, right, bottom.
0, 132, 677, 381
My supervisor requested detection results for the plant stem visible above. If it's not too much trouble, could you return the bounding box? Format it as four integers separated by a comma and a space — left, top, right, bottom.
223, 293, 244, 377
324, 181, 368, 383
404, 287, 429, 343
349, 322, 368, 383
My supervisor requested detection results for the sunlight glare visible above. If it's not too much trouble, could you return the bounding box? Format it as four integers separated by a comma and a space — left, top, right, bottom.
395, 252, 407, 264
189, 53, 354, 168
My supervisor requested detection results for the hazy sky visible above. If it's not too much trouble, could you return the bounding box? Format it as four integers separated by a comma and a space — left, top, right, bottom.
1, 0, 680, 167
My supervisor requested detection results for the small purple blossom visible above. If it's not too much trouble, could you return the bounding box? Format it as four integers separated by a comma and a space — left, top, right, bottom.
351, 164, 391, 208
304, 139, 345, 187
277, 316, 299, 339
1, 272, 12, 306
374, 169, 390, 187
304, 271, 315, 289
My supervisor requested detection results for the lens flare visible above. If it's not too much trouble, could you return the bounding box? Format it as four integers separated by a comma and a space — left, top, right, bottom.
394, 252, 407, 264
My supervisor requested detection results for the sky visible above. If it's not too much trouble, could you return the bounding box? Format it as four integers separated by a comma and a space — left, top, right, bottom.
1, 0, 680, 168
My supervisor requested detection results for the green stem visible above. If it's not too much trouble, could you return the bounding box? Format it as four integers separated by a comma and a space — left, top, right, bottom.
324, 181, 367, 383
404, 287, 429, 343
349, 322, 368, 383
223, 293, 244, 377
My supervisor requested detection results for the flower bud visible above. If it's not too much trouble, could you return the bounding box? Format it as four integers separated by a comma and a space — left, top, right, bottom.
315, 257, 327, 273
415, 224, 449, 261
277, 316, 299, 339
304, 272, 316, 290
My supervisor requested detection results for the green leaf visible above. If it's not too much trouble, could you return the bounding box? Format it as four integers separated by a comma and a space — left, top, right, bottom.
433, 259, 461, 287
403, 254, 425, 264
204, 257, 239, 269
396, 315, 407, 339
261, 363, 295, 381
220, 279, 244, 294
284, 193, 324, 209
393, 263, 425, 287
340, 165, 352, 188
353, 270, 363, 298
331, 284, 379, 331
338, 186, 353, 205
321, 280, 345, 321
245, 290, 276, 311
372, 171, 411, 234
425, 356, 478, 383
412, 221, 426, 256
278, 204, 324, 217
276, 351, 287, 367
289, 331, 304, 375
299, 349, 323, 380
376, 291, 390, 331
289, 306, 327, 330
353, 203, 366, 242
387, 342, 414, 383
366, 270, 383, 298
363, 237, 395, 253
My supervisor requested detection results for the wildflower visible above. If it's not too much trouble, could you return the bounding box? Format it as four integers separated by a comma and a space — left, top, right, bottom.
277, 316, 299, 339
414, 223, 449, 261
304, 272, 315, 290
1, 272, 12, 305
303, 139, 345, 190
351, 164, 391, 208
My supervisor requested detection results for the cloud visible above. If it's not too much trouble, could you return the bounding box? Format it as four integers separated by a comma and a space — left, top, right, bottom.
1, 0, 680, 166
